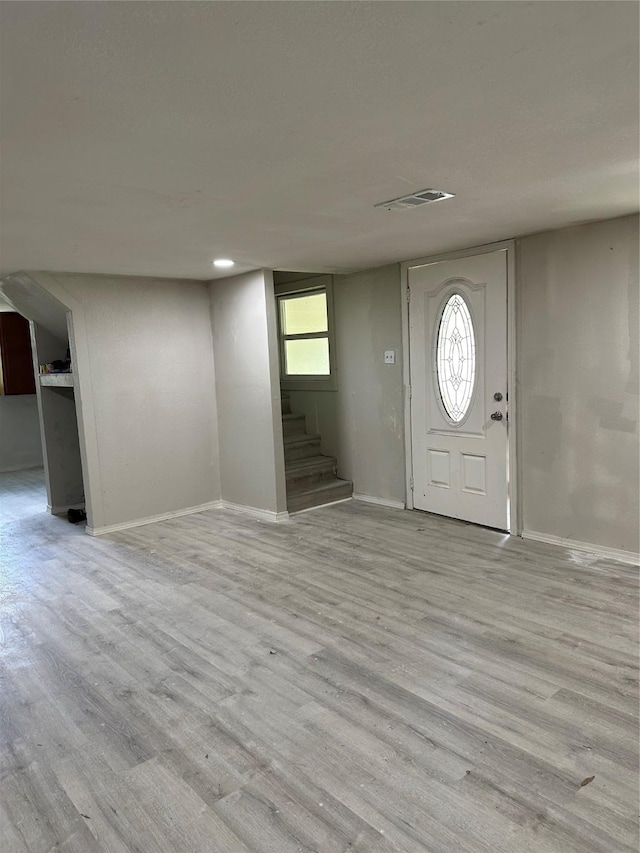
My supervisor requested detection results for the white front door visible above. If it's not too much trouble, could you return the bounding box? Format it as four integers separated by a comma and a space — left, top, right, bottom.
408, 250, 509, 530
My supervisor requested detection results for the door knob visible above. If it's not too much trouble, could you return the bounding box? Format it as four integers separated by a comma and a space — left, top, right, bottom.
490, 411, 503, 421
493, 392, 503, 401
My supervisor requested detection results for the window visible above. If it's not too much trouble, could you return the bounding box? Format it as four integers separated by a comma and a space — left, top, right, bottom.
276, 276, 336, 390
436, 292, 476, 423
281, 291, 329, 375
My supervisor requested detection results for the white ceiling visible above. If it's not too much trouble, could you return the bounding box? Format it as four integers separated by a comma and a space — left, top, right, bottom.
1, 1, 638, 281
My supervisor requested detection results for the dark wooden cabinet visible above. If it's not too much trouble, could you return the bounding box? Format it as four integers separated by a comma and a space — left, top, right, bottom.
0, 312, 36, 395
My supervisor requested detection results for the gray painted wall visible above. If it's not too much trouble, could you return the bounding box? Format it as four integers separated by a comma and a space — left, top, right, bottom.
334, 264, 405, 502
27, 272, 220, 530
288, 217, 639, 554
290, 264, 405, 504
211, 269, 286, 514
519, 214, 639, 553
0, 395, 43, 472
1, 217, 633, 553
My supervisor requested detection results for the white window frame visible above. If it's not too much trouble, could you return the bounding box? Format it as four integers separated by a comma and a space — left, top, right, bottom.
276, 275, 337, 392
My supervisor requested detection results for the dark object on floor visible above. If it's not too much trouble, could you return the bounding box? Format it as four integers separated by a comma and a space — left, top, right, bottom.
68, 508, 87, 524
580, 775, 596, 788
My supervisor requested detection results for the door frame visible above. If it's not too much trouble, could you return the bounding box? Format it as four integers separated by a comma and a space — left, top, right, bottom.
400, 240, 519, 535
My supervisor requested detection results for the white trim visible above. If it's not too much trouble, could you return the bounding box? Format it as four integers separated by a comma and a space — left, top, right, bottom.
86, 500, 223, 536
400, 267, 414, 511
287, 496, 352, 515
400, 238, 518, 533
505, 243, 518, 535
522, 530, 639, 567
353, 493, 405, 510
221, 500, 290, 522
400, 239, 517, 272
263, 269, 290, 517
48, 501, 85, 516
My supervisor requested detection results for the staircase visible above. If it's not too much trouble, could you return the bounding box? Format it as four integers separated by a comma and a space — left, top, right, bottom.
281, 392, 352, 513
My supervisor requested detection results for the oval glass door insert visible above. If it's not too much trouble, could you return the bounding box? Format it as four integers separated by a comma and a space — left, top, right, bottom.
436, 293, 476, 423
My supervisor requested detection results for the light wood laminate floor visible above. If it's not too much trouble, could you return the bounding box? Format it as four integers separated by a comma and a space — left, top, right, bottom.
1, 468, 638, 853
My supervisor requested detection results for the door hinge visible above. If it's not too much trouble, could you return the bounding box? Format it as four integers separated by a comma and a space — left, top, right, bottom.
406, 286, 410, 303
409, 476, 414, 491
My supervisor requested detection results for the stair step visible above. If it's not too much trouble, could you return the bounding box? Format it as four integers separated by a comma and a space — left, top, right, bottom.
286, 454, 336, 474
287, 479, 353, 513
283, 432, 320, 445
283, 433, 321, 462
281, 413, 306, 436
286, 455, 337, 491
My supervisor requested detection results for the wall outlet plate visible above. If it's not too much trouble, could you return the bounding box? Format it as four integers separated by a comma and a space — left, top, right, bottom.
384, 350, 396, 364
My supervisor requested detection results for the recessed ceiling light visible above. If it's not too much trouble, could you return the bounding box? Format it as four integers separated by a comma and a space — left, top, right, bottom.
375, 189, 455, 211
213, 258, 235, 268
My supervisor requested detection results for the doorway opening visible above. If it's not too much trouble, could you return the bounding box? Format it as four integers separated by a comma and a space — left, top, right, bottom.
0, 303, 47, 523
0, 287, 87, 532
273, 271, 352, 512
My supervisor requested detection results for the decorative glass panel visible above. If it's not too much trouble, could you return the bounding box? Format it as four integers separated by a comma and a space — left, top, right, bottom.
436, 293, 476, 423
281, 292, 328, 335
284, 338, 330, 375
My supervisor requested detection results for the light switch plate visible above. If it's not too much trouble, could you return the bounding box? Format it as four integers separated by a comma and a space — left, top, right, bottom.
384, 350, 396, 364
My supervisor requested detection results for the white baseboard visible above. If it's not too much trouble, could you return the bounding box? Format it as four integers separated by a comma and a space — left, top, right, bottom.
87, 500, 223, 536
353, 493, 405, 510
221, 501, 289, 522
48, 501, 85, 516
521, 529, 639, 567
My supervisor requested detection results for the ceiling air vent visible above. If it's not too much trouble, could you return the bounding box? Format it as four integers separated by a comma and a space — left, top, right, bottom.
375, 188, 455, 211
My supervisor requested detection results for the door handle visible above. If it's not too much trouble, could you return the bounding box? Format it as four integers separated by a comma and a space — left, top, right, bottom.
490, 411, 503, 421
